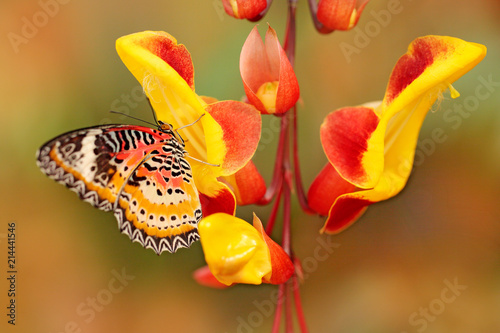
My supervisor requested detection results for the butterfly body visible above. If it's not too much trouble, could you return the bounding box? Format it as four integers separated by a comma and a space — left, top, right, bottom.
36, 123, 202, 255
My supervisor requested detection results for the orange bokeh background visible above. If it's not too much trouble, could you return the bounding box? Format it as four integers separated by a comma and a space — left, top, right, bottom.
1, 0, 499, 332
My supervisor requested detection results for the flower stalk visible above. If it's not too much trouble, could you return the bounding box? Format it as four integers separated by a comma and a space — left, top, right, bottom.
261, 0, 309, 331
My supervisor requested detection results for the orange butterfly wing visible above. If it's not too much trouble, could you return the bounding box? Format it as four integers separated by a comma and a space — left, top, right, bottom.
37, 124, 201, 254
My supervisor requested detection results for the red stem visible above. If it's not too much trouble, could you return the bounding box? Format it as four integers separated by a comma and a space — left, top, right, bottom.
283, 0, 297, 65
284, 0, 314, 214
293, 275, 309, 333
281, 0, 295, 259
271, 284, 286, 333
265, 185, 282, 235
271, 1, 310, 332
292, 104, 316, 214
282, 165, 292, 255
285, 281, 293, 333
283, 2, 298, 332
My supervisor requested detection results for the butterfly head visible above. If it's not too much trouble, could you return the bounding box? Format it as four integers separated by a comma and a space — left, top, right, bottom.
158, 120, 185, 145
157, 120, 173, 132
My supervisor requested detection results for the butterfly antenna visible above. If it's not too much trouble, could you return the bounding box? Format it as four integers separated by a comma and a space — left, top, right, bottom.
109, 111, 157, 127
172, 114, 205, 145
176, 113, 205, 132
185, 153, 220, 167
146, 97, 159, 126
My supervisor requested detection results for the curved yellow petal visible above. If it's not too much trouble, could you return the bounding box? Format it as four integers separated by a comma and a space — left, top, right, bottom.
115, 31, 199, 120
199, 213, 272, 286
358, 36, 486, 188
116, 31, 225, 167
319, 36, 486, 233
383, 36, 487, 113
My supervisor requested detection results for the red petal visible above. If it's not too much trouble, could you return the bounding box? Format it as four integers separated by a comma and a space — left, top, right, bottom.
133, 32, 195, 90
193, 265, 231, 289
253, 215, 294, 285
385, 36, 451, 104
320, 106, 380, 186
231, 161, 266, 205
240, 26, 299, 114
269, 27, 300, 114
199, 185, 236, 217
222, 0, 267, 19
205, 100, 261, 175
240, 27, 274, 113
322, 195, 371, 233
308, 163, 358, 216
317, 0, 369, 31
318, 0, 354, 30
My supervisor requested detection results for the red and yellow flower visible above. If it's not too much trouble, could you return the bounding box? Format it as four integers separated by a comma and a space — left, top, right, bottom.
308, 35, 486, 233
317, 0, 370, 31
197, 213, 294, 286
240, 26, 300, 115
222, 0, 267, 20
116, 31, 266, 216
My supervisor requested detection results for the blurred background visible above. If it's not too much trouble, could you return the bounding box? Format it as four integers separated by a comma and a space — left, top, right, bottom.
1, 0, 499, 332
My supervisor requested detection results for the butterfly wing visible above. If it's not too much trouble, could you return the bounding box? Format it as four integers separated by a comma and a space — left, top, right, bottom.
115, 153, 202, 254
37, 125, 134, 211
36, 124, 202, 254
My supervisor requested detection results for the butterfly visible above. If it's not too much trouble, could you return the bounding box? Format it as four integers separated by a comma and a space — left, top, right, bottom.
36, 119, 204, 255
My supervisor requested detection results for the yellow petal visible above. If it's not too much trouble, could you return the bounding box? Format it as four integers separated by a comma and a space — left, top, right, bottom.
199, 213, 272, 286
116, 31, 225, 166
319, 36, 486, 233
359, 36, 486, 188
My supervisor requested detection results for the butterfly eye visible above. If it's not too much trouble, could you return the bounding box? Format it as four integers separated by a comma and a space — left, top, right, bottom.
160, 123, 172, 132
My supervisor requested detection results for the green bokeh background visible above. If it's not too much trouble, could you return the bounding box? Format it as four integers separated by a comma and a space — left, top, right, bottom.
1, 0, 499, 332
